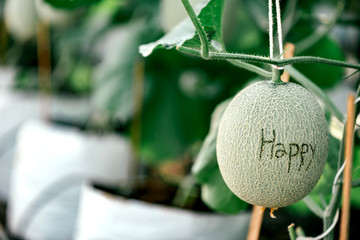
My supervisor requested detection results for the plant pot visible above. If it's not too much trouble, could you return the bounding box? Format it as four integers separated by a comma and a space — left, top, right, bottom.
0, 67, 39, 202
7, 119, 132, 240
75, 182, 251, 240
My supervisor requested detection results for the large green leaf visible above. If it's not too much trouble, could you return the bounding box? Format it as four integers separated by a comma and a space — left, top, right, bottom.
139, 0, 224, 57
192, 98, 248, 213
44, 0, 101, 9
295, 37, 344, 88
309, 133, 341, 196
139, 54, 219, 164
192, 99, 229, 182
92, 19, 146, 123
222, 0, 265, 54
202, 167, 248, 214
139, 47, 251, 164
89, 0, 161, 123
240, 0, 268, 32
351, 146, 360, 208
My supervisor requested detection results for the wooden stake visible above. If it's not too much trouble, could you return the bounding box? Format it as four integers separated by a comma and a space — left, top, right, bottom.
339, 94, 355, 240
36, 20, 52, 120
247, 205, 264, 240
281, 43, 295, 83
0, 20, 8, 64
129, 59, 145, 188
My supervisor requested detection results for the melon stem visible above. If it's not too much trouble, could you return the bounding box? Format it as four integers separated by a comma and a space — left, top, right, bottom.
270, 68, 283, 84
270, 207, 279, 219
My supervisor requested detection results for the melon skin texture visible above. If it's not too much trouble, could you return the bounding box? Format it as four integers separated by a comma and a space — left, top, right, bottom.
216, 81, 329, 208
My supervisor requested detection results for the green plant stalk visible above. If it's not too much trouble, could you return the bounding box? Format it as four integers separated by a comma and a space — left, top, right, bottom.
296, 0, 345, 54
323, 177, 342, 240
323, 126, 346, 240
180, 0, 210, 59
271, 67, 283, 84
227, 59, 272, 78
176, 46, 360, 70
303, 195, 324, 218
355, 81, 360, 117
295, 227, 306, 237
288, 224, 297, 240
343, 70, 360, 80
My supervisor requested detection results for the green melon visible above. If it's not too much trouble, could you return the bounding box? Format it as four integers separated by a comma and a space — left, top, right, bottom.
216, 81, 329, 208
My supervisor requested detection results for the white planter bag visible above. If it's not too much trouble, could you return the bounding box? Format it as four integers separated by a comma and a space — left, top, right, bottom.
75, 183, 251, 240
8, 119, 132, 240
0, 67, 39, 201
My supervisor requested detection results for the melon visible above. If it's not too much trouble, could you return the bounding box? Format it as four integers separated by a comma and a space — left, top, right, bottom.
216, 80, 329, 208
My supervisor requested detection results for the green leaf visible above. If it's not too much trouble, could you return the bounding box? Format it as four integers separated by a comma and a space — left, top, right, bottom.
222, 0, 265, 54
139, 0, 224, 57
139, 60, 216, 163
349, 83, 360, 208
295, 37, 344, 88
192, 130, 218, 182
44, 0, 101, 9
192, 99, 248, 213
310, 133, 341, 196
241, 0, 298, 36
202, 166, 248, 214
240, 0, 268, 32
139, 47, 250, 164
192, 99, 230, 182
351, 146, 360, 208
92, 19, 145, 123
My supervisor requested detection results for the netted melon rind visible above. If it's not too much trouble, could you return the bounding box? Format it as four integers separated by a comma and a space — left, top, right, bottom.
216, 81, 329, 208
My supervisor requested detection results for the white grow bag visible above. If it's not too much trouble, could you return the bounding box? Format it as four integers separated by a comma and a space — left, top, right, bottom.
8, 119, 132, 240
75, 183, 251, 240
0, 67, 39, 201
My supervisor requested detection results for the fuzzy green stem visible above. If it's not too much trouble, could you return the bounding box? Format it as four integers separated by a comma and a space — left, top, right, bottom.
271, 68, 283, 84
181, 0, 210, 59
176, 46, 360, 70
227, 59, 272, 78
285, 66, 344, 121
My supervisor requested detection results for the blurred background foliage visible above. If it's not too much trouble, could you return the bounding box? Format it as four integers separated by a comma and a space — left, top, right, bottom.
1, 0, 360, 223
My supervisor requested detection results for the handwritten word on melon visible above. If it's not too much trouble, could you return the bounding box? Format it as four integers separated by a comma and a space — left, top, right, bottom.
259, 129, 316, 173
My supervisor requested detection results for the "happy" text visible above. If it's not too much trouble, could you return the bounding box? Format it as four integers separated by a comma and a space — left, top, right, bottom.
259, 129, 316, 173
